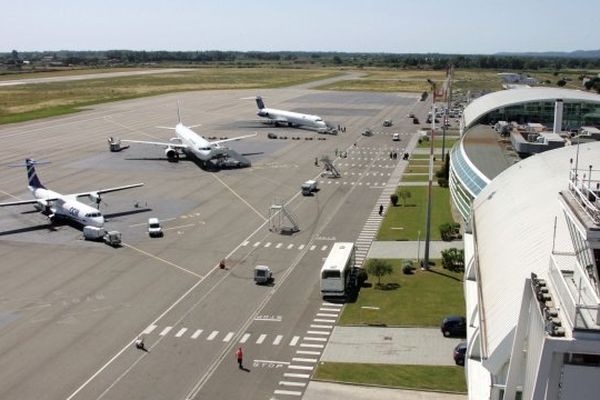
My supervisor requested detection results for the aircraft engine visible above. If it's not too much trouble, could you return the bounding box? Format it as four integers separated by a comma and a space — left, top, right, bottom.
165, 147, 179, 162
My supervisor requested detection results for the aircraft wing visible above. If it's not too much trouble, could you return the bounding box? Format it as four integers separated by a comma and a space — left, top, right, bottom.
74, 183, 144, 198
212, 133, 257, 145
0, 198, 58, 207
120, 139, 188, 149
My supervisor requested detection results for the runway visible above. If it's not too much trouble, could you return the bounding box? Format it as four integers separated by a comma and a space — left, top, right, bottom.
0, 81, 429, 399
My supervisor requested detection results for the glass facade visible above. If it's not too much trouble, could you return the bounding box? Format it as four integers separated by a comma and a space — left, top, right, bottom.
474, 100, 600, 131
449, 143, 490, 220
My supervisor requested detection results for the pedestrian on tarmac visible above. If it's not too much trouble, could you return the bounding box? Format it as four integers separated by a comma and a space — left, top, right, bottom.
236, 347, 244, 369
379, 204, 384, 216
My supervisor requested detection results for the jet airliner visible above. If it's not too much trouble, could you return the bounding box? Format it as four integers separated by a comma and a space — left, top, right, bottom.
0, 159, 144, 228
253, 96, 329, 132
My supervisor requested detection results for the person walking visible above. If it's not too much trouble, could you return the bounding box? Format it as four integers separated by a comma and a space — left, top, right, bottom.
379, 204, 384, 216
236, 347, 243, 369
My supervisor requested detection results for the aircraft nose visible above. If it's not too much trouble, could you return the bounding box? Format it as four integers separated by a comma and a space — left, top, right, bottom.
95, 216, 105, 227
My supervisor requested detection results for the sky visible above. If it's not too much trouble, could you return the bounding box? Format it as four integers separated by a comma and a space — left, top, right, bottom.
2, 0, 599, 54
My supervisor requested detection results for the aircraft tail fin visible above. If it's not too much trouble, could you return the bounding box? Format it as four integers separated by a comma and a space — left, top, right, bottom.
256, 96, 265, 110
25, 158, 46, 189
177, 100, 182, 124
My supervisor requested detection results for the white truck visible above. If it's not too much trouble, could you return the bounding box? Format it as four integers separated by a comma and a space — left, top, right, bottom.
254, 265, 273, 284
147, 218, 163, 237
301, 180, 318, 196
83, 226, 122, 247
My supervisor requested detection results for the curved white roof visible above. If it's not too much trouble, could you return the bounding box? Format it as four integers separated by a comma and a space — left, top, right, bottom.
472, 142, 600, 363
463, 87, 600, 129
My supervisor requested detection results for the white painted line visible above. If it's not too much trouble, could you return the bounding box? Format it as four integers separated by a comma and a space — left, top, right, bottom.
241, 241, 249, 246
274, 389, 302, 396
159, 326, 172, 336
304, 337, 327, 342
316, 313, 338, 318
142, 324, 157, 335
288, 336, 300, 346
298, 244, 305, 250
320, 245, 328, 251
273, 335, 283, 345
255, 359, 290, 365
293, 357, 318, 363
175, 328, 188, 338
191, 329, 203, 339
320, 307, 340, 312
284, 373, 310, 379
264, 242, 271, 248
288, 365, 314, 371
276, 243, 283, 249
223, 332, 234, 342
287, 244, 294, 250
313, 318, 336, 323
299, 343, 324, 349
206, 330, 219, 341
296, 350, 321, 356
253, 241, 261, 247
240, 333, 251, 343
256, 334, 267, 344
307, 331, 330, 336
279, 381, 306, 388
309, 245, 317, 251
310, 324, 333, 329
322, 302, 343, 307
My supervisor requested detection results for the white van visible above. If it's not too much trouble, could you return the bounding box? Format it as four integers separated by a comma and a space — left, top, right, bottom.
392, 133, 400, 141
148, 218, 163, 237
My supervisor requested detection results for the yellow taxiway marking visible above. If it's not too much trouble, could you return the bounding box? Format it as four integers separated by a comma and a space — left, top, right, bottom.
121, 242, 203, 278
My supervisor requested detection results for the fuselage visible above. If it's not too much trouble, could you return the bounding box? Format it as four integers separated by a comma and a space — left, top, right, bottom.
31, 187, 104, 227
257, 108, 328, 132
175, 123, 227, 161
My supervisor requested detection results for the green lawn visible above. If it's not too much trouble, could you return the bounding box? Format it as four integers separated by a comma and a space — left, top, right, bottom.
0, 68, 340, 124
340, 262, 464, 326
316, 69, 446, 92
378, 186, 455, 241
314, 362, 467, 393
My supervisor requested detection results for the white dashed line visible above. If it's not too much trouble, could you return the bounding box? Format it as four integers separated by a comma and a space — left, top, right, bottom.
206, 331, 219, 341
289, 336, 300, 346
287, 244, 294, 250
273, 335, 283, 345
142, 324, 157, 335
309, 245, 317, 251
223, 332, 234, 342
175, 328, 187, 338
240, 333, 251, 343
256, 334, 267, 344
276, 243, 283, 249
191, 329, 203, 339
159, 327, 172, 336
298, 244, 305, 250
264, 242, 271, 248
320, 245, 328, 251
253, 241, 260, 247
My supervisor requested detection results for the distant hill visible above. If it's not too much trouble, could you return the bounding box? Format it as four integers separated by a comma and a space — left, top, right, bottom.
495, 49, 600, 58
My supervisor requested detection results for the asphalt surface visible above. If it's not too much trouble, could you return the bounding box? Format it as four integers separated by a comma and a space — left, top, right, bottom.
0, 79, 430, 400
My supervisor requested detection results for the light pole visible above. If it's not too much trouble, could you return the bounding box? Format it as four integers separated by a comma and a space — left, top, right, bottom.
423, 79, 436, 270
417, 230, 421, 265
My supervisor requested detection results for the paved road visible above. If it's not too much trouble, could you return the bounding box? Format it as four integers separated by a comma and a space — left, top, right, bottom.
0, 68, 193, 86
304, 381, 467, 400
368, 240, 464, 260
0, 78, 432, 400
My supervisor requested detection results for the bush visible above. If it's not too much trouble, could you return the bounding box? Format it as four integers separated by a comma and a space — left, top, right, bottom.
390, 193, 399, 206
437, 177, 448, 187
402, 260, 414, 275
441, 248, 465, 272
357, 268, 369, 286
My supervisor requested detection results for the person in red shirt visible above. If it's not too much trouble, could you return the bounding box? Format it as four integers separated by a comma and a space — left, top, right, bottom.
236, 347, 243, 369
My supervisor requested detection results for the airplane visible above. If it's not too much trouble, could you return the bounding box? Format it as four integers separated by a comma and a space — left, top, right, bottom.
121, 107, 256, 164
0, 159, 144, 228
253, 96, 329, 133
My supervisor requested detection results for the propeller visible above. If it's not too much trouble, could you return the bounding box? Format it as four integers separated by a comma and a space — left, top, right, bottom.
6, 158, 51, 168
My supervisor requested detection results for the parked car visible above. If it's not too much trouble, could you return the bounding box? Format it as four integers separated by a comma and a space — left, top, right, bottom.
441, 315, 466, 337
148, 217, 163, 237
453, 341, 467, 366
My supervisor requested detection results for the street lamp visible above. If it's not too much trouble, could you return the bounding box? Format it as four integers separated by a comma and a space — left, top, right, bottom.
422, 79, 436, 270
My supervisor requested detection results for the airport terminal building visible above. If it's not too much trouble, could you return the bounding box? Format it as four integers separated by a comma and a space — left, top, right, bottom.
452, 87, 600, 399
449, 88, 600, 220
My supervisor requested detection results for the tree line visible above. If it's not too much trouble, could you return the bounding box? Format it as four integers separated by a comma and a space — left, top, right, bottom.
2, 50, 600, 70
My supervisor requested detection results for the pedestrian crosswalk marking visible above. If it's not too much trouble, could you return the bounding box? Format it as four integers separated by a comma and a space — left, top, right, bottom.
319, 307, 340, 312
310, 324, 332, 329
191, 329, 203, 339
159, 326, 172, 336
298, 244, 305, 250
242, 241, 249, 246
297, 350, 321, 356
273, 335, 284, 345
142, 324, 157, 335
206, 330, 219, 341
284, 373, 310, 379
299, 343, 324, 349
223, 332, 234, 342
274, 389, 302, 396
256, 334, 267, 344
307, 330, 330, 336
322, 302, 343, 307
292, 357, 318, 363
279, 381, 306, 387
264, 242, 271, 248
316, 313, 338, 318
288, 365, 314, 371
253, 241, 260, 247
314, 318, 336, 323
175, 328, 187, 338
289, 336, 300, 346
309, 245, 316, 251
320, 245, 327, 251
240, 333, 251, 343
276, 243, 283, 249
287, 244, 294, 249
304, 336, 327, 342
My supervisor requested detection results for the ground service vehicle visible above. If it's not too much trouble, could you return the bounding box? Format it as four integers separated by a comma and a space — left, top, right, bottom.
320, 242, 355, 298
383, 119, 393, 127
148, 218, 163, 237
83, 226, 122, 246
301, 180, 318, 196
392, 133, 400, 141
254, 265, 273, 284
